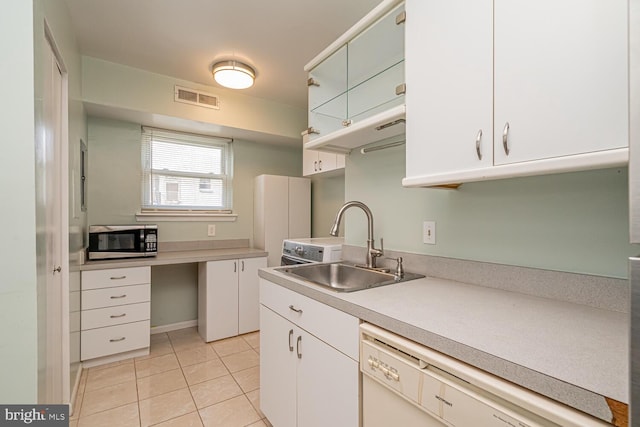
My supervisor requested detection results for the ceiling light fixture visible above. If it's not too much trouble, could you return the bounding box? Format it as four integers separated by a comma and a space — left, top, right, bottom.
212, 60, 256, 90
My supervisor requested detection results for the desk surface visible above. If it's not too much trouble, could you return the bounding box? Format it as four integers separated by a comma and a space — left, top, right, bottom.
77, 247, 268, 271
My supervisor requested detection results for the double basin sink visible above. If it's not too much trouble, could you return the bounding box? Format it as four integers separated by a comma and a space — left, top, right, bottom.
277, 262, 424, 292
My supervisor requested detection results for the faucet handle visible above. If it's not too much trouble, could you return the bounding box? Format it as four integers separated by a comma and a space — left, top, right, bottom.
384, 256, 404, 278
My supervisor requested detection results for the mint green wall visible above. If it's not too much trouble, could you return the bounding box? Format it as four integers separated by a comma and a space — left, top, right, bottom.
87, 116, 302, 326
311, 175, 346, 237
344, 145, 634, 278
87, 116, 301, 243
0, 1, 37, 403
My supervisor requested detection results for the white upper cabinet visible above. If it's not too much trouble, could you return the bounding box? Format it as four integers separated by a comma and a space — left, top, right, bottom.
403, 0, 629, 187
303, 0, 406, 152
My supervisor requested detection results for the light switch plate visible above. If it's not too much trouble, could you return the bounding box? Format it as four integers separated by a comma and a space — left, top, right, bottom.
207, 224, 216, 237
423, 221, 436, 244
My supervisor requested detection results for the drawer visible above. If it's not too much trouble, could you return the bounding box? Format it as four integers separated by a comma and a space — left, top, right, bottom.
260, 278, 359, 360
81, 266, 150, 290
81, 302, 150, 331
81, 320, 150, 361
82, 284, 150, 310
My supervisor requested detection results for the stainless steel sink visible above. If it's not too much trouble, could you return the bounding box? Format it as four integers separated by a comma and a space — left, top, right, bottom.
277, 263, 424, 292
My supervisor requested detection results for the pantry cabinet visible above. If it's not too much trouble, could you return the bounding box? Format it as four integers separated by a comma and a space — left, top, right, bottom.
303, 0, 406, 152
260, 279, 360, 427
198, 256, 267, 342
403, 0, 629, 187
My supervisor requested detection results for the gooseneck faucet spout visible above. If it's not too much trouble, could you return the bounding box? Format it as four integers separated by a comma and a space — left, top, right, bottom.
330, 201, 383, 269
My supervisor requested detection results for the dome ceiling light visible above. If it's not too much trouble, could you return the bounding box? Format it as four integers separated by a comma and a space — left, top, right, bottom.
212, 60, 256, 90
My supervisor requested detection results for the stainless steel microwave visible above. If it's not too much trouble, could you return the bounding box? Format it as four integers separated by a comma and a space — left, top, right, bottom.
88, 225, 158, 260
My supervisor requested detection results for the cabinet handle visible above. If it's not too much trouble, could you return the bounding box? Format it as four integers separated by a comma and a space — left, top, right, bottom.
396, 10, 406, 25
318, 160, 322, 170
110, 276, 126, 280
307, 77, 320, 87
110, 294, 127, 299
241, 260, 245, 272
234, 261, 237, 273
395, 83, 406, 95
288, 329, 294, 352
342, 119, 352, 127
502, 122, 510, 155
375, 119, 405, 131
110, 337, 126, 343
53, 266, 62, 274
313, 161, 318, 172
296, 335, 302, 359
302, 127, 320, 136
110, 313, 126, 319
475, 129, 483, 160
289, 305, 303, 314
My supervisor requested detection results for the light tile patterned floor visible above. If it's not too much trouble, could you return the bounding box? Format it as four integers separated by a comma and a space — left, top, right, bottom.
69, 328, 272, 427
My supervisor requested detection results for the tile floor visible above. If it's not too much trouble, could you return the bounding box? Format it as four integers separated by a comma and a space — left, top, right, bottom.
70, 327, 273, 427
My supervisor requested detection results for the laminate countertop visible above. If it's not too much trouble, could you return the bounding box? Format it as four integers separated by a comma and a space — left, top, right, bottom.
76, 247, 268, 271
259, 266, 628, 423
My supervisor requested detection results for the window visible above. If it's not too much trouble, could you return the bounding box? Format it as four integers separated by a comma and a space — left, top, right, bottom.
141, 127, 233, 212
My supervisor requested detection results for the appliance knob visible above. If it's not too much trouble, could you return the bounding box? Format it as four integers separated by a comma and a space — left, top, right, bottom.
295, 246, 305, 256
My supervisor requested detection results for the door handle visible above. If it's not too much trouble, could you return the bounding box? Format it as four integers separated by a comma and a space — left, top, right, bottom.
475, 129, 483, 160
296, 335, 302, 359
288, 329, 294, 352
502, 122, 510, 155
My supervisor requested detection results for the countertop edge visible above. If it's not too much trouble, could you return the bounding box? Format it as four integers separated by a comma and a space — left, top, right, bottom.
74, 248, 268, 271
258, 267, 615, 422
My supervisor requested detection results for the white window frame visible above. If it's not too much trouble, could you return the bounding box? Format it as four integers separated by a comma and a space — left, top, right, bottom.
137, 127, 237, 221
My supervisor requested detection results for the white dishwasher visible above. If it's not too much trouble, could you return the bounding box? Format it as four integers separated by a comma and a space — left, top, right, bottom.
360, 323, 609, 427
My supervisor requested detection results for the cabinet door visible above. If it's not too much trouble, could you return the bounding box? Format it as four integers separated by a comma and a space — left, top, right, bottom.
200, 260, 239, 341
260, 306, 297, 427
302, 148, 319, 176
297, 329, 359, 427
405, 0, 493, 179
238, 257, 267, 334
494, 0, 628, 165
308, 45, 347, 110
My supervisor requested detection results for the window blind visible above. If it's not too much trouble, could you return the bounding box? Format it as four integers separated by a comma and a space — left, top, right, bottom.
141, 127, 233, 212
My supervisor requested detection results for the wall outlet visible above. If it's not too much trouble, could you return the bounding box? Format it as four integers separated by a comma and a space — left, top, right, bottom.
207, 224, 216, 237
423, 221, 436, 244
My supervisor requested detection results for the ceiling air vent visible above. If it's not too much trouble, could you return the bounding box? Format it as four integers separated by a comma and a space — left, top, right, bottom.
174, 85, 220, 110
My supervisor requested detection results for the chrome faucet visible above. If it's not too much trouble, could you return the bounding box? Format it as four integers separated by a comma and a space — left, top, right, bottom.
329, 201, 383, 269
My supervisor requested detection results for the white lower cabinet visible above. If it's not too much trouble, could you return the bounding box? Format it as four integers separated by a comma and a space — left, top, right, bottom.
260, 279, 360, 427
198, 256, 267, 342
80, 266, 151, 362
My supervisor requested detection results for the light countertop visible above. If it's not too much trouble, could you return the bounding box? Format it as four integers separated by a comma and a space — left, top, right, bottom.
259, 267, 628, 421
77, 247, 268, 271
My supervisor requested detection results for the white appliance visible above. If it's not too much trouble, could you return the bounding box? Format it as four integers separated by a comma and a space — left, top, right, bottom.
280, 237, 344, 265
360, 323, 608, 427
253, 175, 311, 267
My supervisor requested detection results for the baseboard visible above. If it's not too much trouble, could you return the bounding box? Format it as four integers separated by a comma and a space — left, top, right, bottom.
150, 320, 198, 335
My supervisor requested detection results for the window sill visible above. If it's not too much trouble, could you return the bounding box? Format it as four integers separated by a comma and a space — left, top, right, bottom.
135, 211, 238, 222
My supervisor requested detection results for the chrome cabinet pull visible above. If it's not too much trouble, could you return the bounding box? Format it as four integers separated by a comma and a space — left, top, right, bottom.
110, 276, 126, 280
307, 77, 319, 87
475, 129, 483, 160
502, 122, 510, 155
313, 160, 318, 172
289, 305, 303, 314
110, 294, 127, 299
288, 329, 294, 352
110, 313, 126, 319
109, 337, 126, 343
296, 336, 302, 359
234, 261, 237, 273
241, 260, 245, 272
318, 160, 322, 170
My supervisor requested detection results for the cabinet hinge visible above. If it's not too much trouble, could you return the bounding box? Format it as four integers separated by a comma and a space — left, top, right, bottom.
307, 78, 320, 87
396, 11, 406, 25
302, 127, 320, 136
395, 83, 406, 95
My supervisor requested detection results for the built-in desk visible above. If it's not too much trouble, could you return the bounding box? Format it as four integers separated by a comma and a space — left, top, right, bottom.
73, 243, 268, 367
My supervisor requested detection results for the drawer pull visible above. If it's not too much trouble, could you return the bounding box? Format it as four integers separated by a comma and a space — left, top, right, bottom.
110, 276, 127, 280
110, 313, 127, 319
110, 337, 126, 343
110, 294, 127, 299
289, 305, 303, 314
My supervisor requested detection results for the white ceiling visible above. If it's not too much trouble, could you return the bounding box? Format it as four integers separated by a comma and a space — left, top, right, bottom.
63, 0, 382, 110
